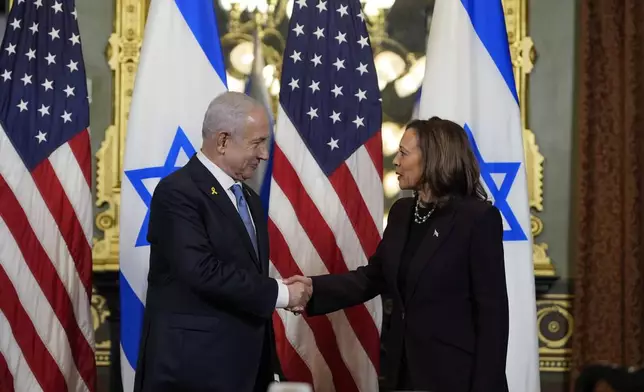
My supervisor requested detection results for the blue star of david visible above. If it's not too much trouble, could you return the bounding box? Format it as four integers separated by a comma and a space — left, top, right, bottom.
464, 124, 527, 241
124, 127, 196, 247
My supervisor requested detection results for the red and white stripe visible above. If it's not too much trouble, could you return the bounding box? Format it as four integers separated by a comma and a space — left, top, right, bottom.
269, 107, 384, 392
0, 126, 96, 392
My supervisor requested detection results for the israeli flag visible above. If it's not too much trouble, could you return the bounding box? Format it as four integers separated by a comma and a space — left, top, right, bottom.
418, 1, 540, 391
118, 0, 227, 390
411, 88, 421, 120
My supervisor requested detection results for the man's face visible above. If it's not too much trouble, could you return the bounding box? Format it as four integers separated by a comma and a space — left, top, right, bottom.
223, 108, 270, 181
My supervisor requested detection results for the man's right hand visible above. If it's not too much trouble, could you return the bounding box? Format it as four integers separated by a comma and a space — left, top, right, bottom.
284, 275, 313, 312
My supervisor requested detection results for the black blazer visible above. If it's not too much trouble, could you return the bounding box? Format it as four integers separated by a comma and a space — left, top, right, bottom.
133, 156, 281, 392
306, 197, 509, 392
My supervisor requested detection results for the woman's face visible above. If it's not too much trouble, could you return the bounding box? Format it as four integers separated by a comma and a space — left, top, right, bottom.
393, 128, 423, 190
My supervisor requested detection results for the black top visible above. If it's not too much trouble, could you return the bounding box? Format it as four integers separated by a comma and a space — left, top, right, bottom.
397, 200, 436, 299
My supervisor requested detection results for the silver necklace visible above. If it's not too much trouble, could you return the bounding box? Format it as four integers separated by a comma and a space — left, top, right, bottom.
414, 199, 436, 224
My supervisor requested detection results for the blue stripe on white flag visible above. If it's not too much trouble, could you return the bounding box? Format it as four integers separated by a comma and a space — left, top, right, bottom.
120, 272, 145, 368
411, 87, 421, 119
174, 0, 227, 84
460, 0, 518, 102
259, 142, 274, 217
244, 76, 252, 95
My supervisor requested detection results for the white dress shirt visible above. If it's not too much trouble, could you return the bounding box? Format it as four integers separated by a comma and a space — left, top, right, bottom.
197, 151, 289, 308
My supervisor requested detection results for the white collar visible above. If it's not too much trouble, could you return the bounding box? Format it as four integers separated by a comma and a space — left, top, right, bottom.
196, 151, 240, 191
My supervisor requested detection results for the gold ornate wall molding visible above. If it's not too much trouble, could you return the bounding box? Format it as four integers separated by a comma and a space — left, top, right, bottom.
502, 0, 554, 277
94, 0, 555, 278
91, 288, 112, 366
93, 0, 148, 271
537, 294, 573, 372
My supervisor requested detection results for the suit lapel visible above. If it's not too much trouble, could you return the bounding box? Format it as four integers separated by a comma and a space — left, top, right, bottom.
186, 156, 261, 270
244, 185, 268, 272
404, 203, 456, 303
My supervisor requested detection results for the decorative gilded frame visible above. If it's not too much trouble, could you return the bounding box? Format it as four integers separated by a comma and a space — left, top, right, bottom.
93, 0, 148, 271
94, 0, 554, 277
536, 294, 573, 372
502, 0, 554, 277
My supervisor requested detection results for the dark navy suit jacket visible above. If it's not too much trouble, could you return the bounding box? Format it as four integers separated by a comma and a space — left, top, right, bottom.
133, 156, 281, 392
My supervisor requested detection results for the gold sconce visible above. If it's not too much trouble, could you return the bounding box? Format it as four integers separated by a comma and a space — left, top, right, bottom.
359, 0, 421, 94
381, 121, 404, 156
219, 0, 417, 99
218, 0, 288, 101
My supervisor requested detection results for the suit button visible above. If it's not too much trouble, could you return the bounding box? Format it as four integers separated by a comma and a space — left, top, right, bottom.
401, 311, 405, 320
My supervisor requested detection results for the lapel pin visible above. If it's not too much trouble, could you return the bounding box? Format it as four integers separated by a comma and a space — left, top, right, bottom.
211, 186, 218, 195
434, 229, 439, 237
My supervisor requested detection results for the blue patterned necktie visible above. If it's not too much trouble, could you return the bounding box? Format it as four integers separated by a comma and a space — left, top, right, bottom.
230, 184, 258, 257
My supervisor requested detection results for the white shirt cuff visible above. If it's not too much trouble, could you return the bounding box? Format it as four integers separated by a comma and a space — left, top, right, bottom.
275, 279, 290, 308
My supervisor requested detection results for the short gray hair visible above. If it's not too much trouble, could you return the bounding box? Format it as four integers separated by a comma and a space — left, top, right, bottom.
201, 92, 266, 139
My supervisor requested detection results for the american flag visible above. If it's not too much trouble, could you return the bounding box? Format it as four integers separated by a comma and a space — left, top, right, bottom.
268, 0, 383, 390
0, 0, 95, 391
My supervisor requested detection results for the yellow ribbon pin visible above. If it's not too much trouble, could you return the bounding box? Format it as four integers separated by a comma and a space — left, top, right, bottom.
211, 187, 218, 195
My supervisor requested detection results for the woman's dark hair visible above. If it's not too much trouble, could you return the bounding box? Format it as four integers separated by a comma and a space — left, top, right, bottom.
406, 116, 488, 204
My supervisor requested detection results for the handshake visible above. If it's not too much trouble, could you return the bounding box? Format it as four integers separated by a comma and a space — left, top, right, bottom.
283, 275, 312, 314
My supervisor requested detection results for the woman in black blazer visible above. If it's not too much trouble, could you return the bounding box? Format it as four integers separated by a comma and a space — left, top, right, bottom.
286, 117, 510, 392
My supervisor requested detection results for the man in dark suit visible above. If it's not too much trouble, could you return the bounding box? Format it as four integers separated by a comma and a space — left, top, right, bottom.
133, 92, 312, 392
